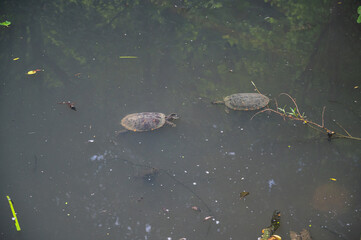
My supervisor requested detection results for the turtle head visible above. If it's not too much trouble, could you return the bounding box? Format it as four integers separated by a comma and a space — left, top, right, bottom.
167, 113, 179, 120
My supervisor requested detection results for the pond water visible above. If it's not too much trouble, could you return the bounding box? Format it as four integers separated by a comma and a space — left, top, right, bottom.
1, 1, 361, 239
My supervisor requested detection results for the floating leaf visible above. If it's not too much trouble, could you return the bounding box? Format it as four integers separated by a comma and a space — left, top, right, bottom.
191, 206, 201, 212
288, 107, 298, 117
354, 86, 359, 89
203, 216, 213, 221
240, 191, 249, 200
6, 196, 21, 231
27, 70, 37, 75
26, 69, 43, 75
119, 56, 138, 59
277, 107, 284, 112
329, 178, 337, 181
0, 21, 11, 27
13, 57, 19, 61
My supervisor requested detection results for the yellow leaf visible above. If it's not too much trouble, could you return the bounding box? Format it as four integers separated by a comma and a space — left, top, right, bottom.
27, 70, 37, 75
329, 178, 337, 181
354, 86, 359, 89
13, 57, 19, 61
26, 69, 43, 75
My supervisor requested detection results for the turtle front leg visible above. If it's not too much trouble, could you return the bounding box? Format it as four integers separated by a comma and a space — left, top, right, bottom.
115, 129, 129, 135
166, 120, 176, 127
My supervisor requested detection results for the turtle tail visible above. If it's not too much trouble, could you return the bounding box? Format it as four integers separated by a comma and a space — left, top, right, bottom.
211, 100, 224, 105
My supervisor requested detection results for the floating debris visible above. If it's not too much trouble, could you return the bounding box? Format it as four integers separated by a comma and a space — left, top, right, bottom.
119, 56, 138, 59
6, 196, 21, 231
90, 154, 105, 161
191, 206, 201, 212
268, 179, 276, 192
240, 191, 249, 200
259, 210, 281, 240
0, 20, 11, 27
145, 223, 151, 233
58, 101, 77, 111
26, 69, 43, 75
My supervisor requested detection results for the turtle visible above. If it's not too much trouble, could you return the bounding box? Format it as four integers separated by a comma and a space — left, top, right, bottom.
212, 93, 269, 111
119, 112, 179, 133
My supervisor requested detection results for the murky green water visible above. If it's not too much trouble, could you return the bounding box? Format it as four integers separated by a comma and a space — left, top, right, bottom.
1, 1, 361, 239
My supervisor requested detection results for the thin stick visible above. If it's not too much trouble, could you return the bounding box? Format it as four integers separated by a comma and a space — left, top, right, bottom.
279, 93, 302, 118
6, 196, 21, 231
321, 106, 326, 127
334, 133, 361, 141
306, 122, 326, 134
274, 98, 279, 111
251, 81, 262, 94
273, 98, 286, 121
334, 120, 352, 137
251, 108, 277, 120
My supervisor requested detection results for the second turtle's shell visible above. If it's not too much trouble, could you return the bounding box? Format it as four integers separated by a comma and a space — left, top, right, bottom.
223, 93, 269, 110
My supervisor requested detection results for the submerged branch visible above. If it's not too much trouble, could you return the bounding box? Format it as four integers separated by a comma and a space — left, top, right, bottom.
252, 93, 361, 141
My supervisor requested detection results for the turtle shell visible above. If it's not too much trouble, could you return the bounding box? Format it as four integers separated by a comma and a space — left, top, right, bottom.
121, 112, 166, 132
223, 93, 269, 110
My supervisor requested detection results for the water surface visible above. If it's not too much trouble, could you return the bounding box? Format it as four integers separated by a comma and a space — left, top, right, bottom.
1, 1, 360, 239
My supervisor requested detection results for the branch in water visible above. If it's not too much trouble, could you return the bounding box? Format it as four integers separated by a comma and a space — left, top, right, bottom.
251, 94, 361, 141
